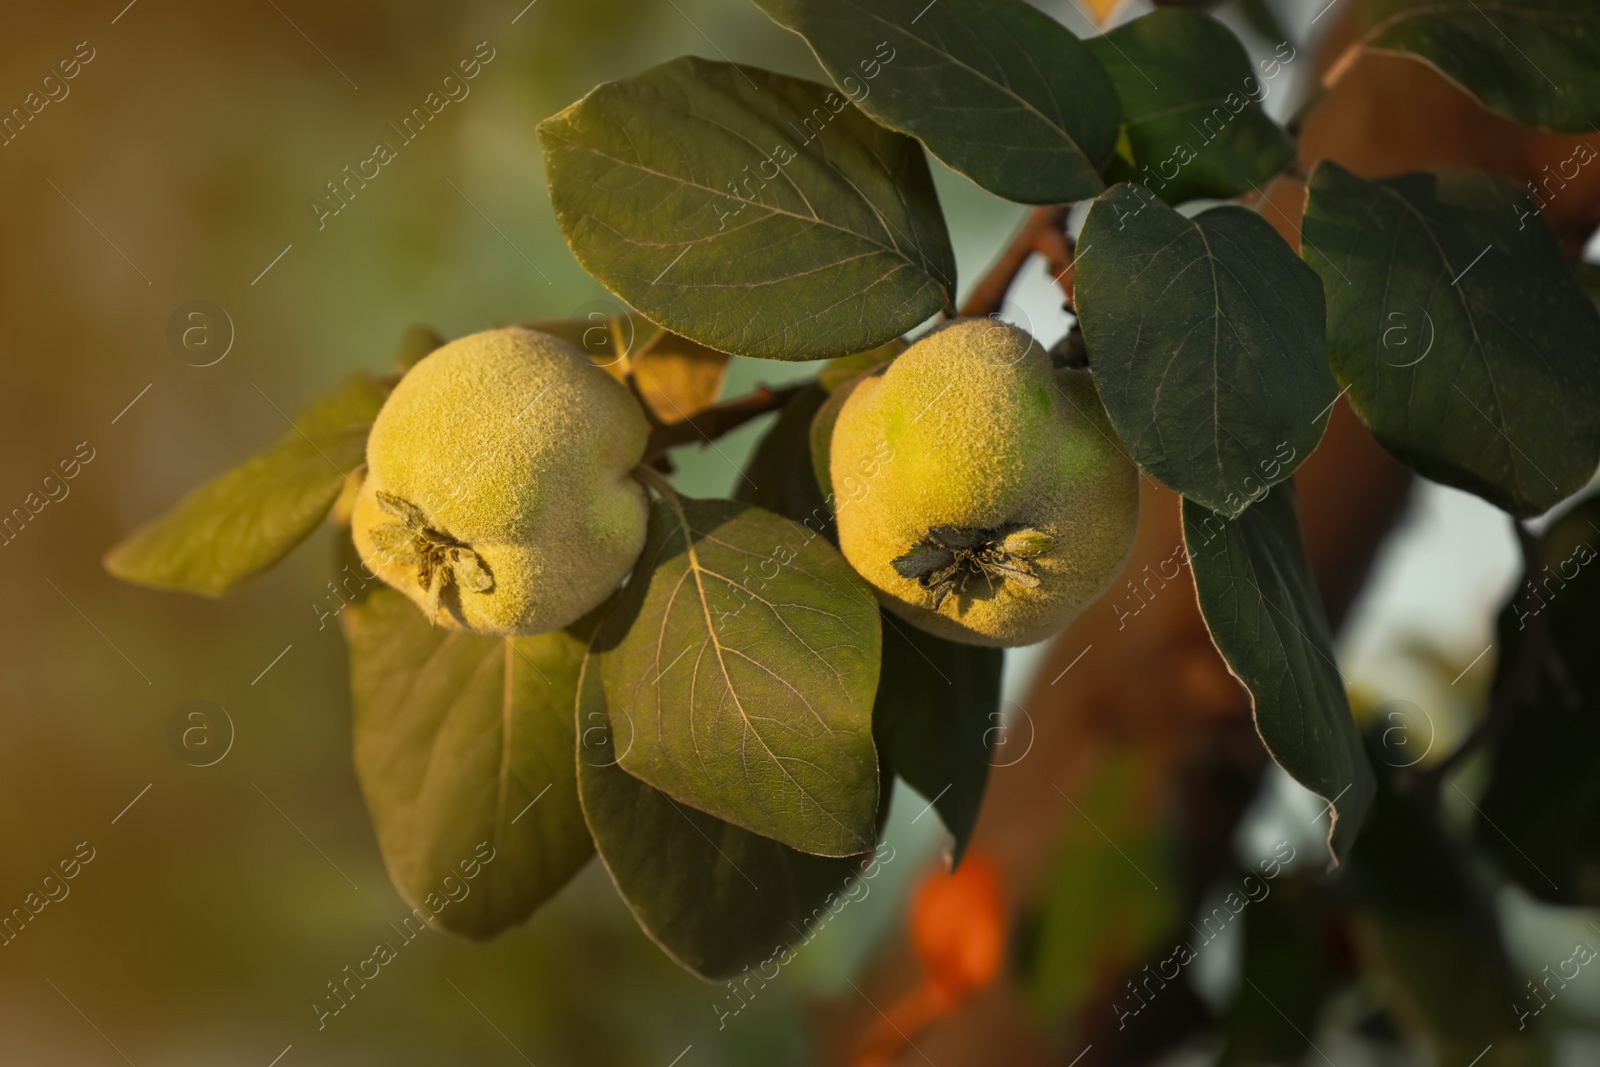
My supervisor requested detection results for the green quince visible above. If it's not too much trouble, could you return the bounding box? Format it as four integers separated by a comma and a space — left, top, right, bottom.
829, 318, 1139, 647
352, 326, 649, 636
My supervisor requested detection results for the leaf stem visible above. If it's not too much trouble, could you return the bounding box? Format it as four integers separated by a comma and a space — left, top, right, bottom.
960, 205, 1075, 319
1418, 518, 1547, 793
641, 382, 806, 460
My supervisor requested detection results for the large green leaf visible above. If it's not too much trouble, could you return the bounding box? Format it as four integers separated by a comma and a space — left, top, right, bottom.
576, 642, 870, 979
1476, 497, 1600, 904
1302, 162, 1600, 517
1348, 733, 1537, 1065
539, 57, 955, 361
1088, 9, 1295, 205
104, 372, 388, 596
603, 490, 881, 856
1345, 0, 1600, 133
343, 587, 594, 939
1183, 486, 1374, 866
753, 0, 1119, 204
872, 613, 1000, 866
1077, 185, 1335, 517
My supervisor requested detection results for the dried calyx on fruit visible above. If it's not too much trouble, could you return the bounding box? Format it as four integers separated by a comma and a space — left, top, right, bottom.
352, 326, 650, 636
891, 523, 1052, 610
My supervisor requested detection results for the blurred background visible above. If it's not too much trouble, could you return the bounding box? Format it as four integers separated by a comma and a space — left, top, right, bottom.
1, 0, 1595, 1063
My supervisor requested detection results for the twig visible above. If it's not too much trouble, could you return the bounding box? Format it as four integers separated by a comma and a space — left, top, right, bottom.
959, 205, 1075, 319
642, 383, 805, 459
1418, 519, 1548, 793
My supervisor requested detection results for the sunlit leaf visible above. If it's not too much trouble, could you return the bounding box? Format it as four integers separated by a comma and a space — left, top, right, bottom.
528, 313, 730, 421
1184, 486, 1374, 866
540, 57, 955, 361
1302, 162, 1600, 517
343, 587, 594, 938
1078, 184, 1334, 517
604, 490, 881, 856
755, 0, 1120, 203
104, 372, 388, 597
576, 642, 870, 979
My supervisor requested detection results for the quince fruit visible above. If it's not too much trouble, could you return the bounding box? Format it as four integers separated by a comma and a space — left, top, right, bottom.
829, 319, 1138, 647
352, 326, 649, 635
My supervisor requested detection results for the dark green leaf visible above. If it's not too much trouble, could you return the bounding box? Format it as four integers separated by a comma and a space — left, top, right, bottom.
734, 383, 834, 541
872, 612, 1001, 865
754, 0, 1119, 204
1302, 162, 1600, 517
539, 57, 955, 361
1183, 486, 1374, 865
1218, 875, 1331, 1067
342, 587, 594, 939
1087, 9, 1295, 204
576, 642, 873, 979
1078, 184, 1334, 516
1341, 0, 1600, 132
1476, 497, 1600, 904
1349, 733, 1536, 1063
104, 372, 389, 597
604, 490, 881, 856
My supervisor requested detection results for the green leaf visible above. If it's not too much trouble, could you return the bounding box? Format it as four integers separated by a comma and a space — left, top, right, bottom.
1077, 184, 1335, 517
104, 371, 389, 597
539, 57, 956, 361
603, 489, 882, 856
342, 586, 594, 939
734, 383, 834, 540
1087, 10, 1295, 205
1341, 0, 1600, 133
871, 612, 1001, 865
576, 642, 873, 979
393, 324, 445, 372
1348, 734, 1536, 1064
817, 337, 902, 394
1218, 875, 1331, 1067
1476, 497, 1600, 904
753, 0, 1119, 204
1183, 485, 1374, 866
1302, 162, 1600, 517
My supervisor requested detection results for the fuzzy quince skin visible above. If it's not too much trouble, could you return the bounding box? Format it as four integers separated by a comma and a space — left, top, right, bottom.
352, 326, 649, 636
829, 319, 1138, 647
